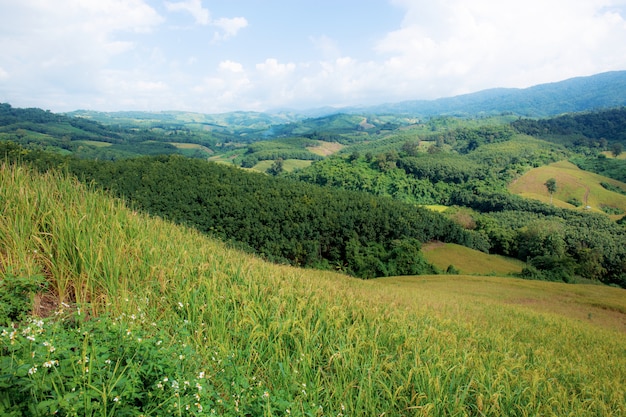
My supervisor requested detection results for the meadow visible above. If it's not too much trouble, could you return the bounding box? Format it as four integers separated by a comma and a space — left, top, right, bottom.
1, 163, 625, 416
509, 160, 626, 218
421, 242, 524, 276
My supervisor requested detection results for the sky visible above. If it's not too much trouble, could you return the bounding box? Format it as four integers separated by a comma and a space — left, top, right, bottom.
1, 0, 626, 114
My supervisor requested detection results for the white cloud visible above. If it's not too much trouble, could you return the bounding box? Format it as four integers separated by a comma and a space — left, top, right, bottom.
212, 17, 249, 41
377, 0, 626, 97
219, 60, 244, 73
0, 0, 164, 108
256, 59, 296, 77
164, 0, 210, 25
0, 67, 9, 80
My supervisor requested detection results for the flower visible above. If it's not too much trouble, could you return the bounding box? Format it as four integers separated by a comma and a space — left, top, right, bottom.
28, 366, 37, 375
113, 396, 120, 402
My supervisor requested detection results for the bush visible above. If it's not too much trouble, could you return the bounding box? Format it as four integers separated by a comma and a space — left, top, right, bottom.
0, 270, 46, 326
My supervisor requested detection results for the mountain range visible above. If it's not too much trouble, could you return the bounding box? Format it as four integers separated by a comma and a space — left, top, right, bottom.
320, 70, 626, 118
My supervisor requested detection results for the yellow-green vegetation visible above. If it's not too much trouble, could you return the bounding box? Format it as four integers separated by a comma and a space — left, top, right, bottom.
307, 141, 344, 156
422, 242, 524, 276
421, 204, 449, 213
75, 140, 113, 148
1, 163, 625, 416
170, 142, 214, 153
252, 158, 313, 173
509, 160, 626, 218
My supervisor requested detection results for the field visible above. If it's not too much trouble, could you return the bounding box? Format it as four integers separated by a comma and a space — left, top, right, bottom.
509, 160, 626, 218
307, 141, 344, 156
422, 242, 525, 276
252, 158, 314, 173
169, 142, 214, 153
75, 140, 113, 147
1, 163, 625, 416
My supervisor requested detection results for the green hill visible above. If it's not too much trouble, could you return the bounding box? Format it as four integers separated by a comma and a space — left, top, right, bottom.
509, 160, 626, 219
1, 163, 625, 416
422, 242, 525, 275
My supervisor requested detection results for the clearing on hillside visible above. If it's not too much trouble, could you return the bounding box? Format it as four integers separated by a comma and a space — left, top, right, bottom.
422, 241, 524, 275
509, 160, 626, 218
307, 141, 344, 156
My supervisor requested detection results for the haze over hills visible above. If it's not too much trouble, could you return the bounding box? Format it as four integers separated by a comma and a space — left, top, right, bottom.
342, 70, 626, 117
66, 71, 626, 122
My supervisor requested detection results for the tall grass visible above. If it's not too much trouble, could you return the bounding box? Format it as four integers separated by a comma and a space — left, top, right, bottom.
1, 163, 625, 416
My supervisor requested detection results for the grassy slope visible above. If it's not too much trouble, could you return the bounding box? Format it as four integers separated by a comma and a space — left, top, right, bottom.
1, 163, 625, 416
509, 160, 626, 218
252, 159, 313, 173
422, 242, 524, 276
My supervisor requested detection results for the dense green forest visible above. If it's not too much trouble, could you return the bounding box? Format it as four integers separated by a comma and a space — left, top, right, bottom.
2, 103, 626, 287
1, 142, 487, 279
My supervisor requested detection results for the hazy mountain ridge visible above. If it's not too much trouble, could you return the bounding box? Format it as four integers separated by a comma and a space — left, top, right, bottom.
338, 71, 626, 117
61, 71, 626, 124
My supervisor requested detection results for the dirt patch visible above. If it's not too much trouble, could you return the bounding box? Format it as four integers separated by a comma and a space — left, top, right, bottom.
307, 142, 344, 156
33, 292, 59, 318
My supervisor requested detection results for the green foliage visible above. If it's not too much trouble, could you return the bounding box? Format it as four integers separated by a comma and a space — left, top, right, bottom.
0, 309, 278, 417
0, 271, 46, 326
238, 137, 323, 167
512, 107, 626, 149
464, 194, 626, 286
0, 103, 220, 160
265, 158, 284, 176
5, 150, 488, 279
571, 156, 626, 182
445, 264, 460, 274
2, 162, 626, 416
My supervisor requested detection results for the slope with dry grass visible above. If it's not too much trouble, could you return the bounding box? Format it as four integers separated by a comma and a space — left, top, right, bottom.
1, 163, 625, 416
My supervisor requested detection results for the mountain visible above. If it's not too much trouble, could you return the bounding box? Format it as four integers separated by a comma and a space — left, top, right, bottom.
344, 71, 626, 117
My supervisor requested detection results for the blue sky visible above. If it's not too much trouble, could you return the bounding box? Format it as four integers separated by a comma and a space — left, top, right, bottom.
1, 0, 626, 113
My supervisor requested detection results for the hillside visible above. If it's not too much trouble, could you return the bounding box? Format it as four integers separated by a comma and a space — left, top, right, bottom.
422, 242, 525, 276
348, 71, 626, 117
509, 160, 626, 219
1, 163, 625, 416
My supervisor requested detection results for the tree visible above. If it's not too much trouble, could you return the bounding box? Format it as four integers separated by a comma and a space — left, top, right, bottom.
266, 158, 284, 176
544, 178, 557, 204
611, 143, 623, 158
401, 140, 419, 156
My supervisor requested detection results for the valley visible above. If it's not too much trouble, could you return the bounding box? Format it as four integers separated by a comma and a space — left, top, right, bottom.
1, 71, 626, 415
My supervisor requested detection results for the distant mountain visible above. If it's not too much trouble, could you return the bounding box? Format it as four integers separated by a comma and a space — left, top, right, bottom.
67, 70, 626, 123
344, 71, 626, 117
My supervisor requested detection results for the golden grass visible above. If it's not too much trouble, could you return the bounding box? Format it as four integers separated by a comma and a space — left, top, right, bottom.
252, 159, 313, 172
307, 141, 344, 156
169, 142, 214, 153
75, 140, 113, 147
509, 160, 626, 218
2, 163, 625, 415
422, 242, 524, 276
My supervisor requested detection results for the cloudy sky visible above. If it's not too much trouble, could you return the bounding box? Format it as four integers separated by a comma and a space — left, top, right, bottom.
1, 0, 626, 113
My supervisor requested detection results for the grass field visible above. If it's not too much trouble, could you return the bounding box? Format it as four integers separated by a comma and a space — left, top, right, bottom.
169, 142, 214, 153
252, 159, 313, 173
75, 140, 113, 147
509, 160, 626, 218
307, 141, 344, 156
1, 163, 625, 416
422, 242, 525, 276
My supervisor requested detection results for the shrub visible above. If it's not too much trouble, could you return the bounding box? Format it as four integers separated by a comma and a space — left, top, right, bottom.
0, 270, 46, 326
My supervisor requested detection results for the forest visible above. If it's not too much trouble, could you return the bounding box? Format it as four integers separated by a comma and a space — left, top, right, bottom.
1, 103, 626, 287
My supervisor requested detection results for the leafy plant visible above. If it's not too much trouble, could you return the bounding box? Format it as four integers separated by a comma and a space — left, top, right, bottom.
0, 270, 46, 326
